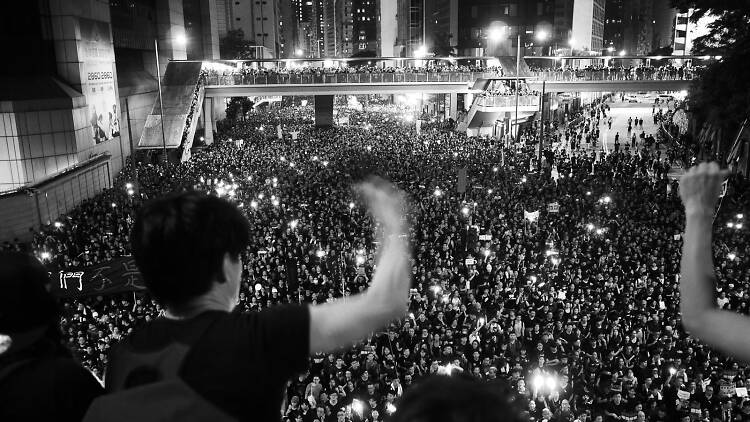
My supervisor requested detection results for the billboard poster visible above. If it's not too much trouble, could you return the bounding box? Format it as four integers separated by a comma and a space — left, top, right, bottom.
79, 18, 120, 145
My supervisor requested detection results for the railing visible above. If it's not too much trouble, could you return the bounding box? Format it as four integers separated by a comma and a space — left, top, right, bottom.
204, 71, 501, 86
475, 95, 539, 108
204, 70, 695, 86
531, 69, 697, 82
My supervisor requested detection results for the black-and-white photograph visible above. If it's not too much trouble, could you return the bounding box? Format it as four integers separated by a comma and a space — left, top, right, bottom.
1, 1, 749, 421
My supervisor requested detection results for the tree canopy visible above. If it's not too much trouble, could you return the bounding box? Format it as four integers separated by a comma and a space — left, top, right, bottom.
671, 1, 750, 131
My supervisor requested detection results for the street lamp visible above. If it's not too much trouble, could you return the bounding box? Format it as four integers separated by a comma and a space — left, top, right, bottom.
535, 30, 549, 55
488, 26, 505, 42
154, 33, 188, 162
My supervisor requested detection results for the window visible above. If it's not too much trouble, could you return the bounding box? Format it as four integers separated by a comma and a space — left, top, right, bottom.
236, 17, 241, 20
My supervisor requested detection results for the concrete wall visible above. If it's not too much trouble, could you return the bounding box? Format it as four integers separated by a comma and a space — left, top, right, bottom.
0, 155, 111, 242
119, 90, 158, 157
0, 104, 81, 192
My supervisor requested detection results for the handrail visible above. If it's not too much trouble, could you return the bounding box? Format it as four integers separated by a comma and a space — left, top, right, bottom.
530, 69, 696, 82
203, 70, 694, 87
475, 95, 539, 108
204, 71, 502, 86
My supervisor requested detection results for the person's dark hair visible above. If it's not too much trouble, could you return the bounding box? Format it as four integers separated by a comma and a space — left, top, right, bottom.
0, 252, 68, 360
390, 374, 524, 422
130, 191, 250, 306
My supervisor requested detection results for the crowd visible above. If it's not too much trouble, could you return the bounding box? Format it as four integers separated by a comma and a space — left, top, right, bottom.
180, 72, 207, 149
16, 100, 750, 421
206, 63, 504, 77
478, 80, 538, 98
529, 65, 698, 81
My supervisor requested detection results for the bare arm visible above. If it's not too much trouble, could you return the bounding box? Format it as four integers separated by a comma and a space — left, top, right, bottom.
679, 163, 750, 360
309, 179, 411, 354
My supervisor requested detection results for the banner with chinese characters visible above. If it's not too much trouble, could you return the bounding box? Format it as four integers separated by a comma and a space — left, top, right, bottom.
51, 257, 146, 298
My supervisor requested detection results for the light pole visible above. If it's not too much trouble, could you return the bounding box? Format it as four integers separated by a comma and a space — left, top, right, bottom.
538, 80, 546, 169
514, 33, 521, 144
154, 34, 187, 162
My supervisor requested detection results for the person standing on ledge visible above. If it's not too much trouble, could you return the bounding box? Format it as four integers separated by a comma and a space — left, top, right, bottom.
90, 178, 411, 421
678, 162, 749, 360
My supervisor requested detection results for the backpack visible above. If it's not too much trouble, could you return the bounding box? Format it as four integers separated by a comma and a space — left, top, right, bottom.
83, 315, 237, 422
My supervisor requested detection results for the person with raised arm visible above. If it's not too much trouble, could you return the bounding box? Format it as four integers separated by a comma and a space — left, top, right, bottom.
86, 178, 411, 422
678, 162, 750, 359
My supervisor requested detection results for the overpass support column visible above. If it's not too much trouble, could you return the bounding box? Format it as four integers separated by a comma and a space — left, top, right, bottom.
213, 96, 226, 122
448, 93, 458, 120
203, 97, 214, 145
315, 95, 334, 128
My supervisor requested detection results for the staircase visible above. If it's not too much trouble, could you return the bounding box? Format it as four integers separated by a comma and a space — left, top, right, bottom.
138, 62, 205, 158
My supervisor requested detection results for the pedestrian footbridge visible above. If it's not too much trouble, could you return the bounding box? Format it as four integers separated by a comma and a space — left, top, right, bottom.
137, 56, 699, 158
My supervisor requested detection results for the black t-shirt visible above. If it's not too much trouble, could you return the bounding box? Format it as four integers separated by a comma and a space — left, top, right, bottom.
107, 305, 310, 421
0, 355, 104, 422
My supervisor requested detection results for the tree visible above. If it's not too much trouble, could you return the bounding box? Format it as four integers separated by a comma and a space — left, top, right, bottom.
225, 97, 255, 122
220, 29, 257, 59
671, 1, 750, 154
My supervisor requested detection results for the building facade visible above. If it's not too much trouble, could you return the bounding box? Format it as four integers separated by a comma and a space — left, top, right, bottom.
352, 0, 378, 55
571, 0, 605, 53
215, 0, 281, 57
605, 0, 674, 56
0, 0, 219, 241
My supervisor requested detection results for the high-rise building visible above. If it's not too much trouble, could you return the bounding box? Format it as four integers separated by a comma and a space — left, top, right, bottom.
215, 0, 281, 57
319, 0, 355, 57
378, 0, 398, 57
352, 0, 378, 54
605, 0, 674, 56
395, 0, 425, 57
424, 0, 458, 54
570, 0, 605, 52
603, 0, 624, 53
280, 0, 319, 58
673, 8, 716, 56
455, 0, 556, 57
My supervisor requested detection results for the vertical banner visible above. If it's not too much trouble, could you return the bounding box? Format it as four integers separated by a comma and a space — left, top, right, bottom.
416, 119, 422, 135
277, 124, 283, 139
79, 18, 119, 145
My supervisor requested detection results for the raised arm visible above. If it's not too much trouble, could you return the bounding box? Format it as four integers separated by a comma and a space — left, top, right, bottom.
678, 162, 750, 360
308, 178, 411, 354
